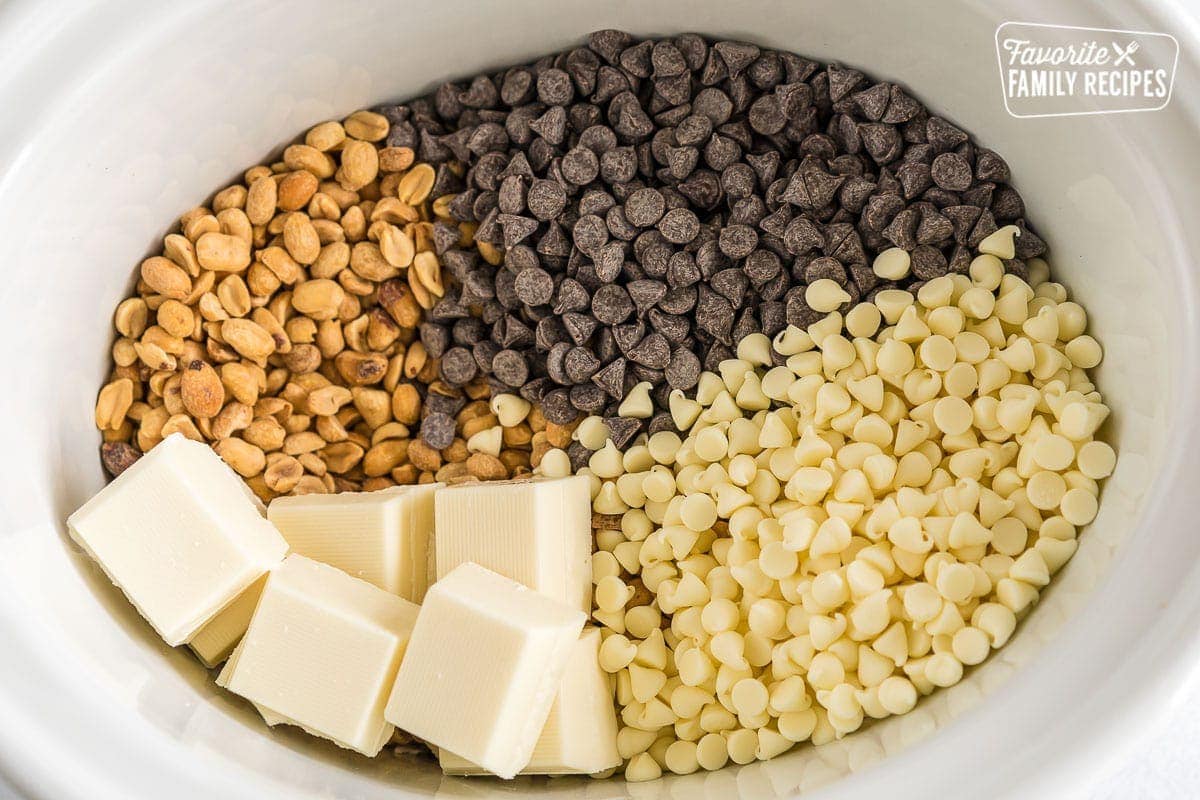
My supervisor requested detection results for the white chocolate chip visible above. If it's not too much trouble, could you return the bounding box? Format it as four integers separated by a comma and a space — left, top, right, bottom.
977, 224, 1021, 259
489, 393, 531, 428
618, 381, 654, 419
465, 425, 503, 457
872, 247, 912, 280
805, 279, 852, 313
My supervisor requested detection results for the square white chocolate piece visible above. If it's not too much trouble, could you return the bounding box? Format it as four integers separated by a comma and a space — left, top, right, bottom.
385, 562, 586, 779
438, 627, 619, 775
67, 433, 288, 646
216, 638, 290, 726
435, 476, 592, 611
188, 574, 267, 667
268, 484, 439, 602
219, 554, 420, 756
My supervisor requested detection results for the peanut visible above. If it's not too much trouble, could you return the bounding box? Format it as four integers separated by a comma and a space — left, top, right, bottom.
221, 318, 275, 362
339, 140, 379, 191
406, 439, 442, 472
283, 144, 337, 179
245, 176, 278, 225
344, 110, 389, 142
264, 454, 304, 493
277, 170, 319, 211
391, 383, 421, 424
335, 351, 388, 385
180, 360, 225, 418
363, 439, 408, 477
291, 279, 345, 320
283, 213, 321, 265
95, 379, 135, 431
397, 164, 435, 205
378, 147, 416, 172
321, 441, 365, 474
305, 121, 346, 152
196, 232, 252, 272
140, 257, 192, 300
306, 385, 353, 416
214, 437, 266, 477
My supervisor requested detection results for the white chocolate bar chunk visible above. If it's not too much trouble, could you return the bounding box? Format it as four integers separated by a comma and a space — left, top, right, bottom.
219, 554, 419, 756
268, 483, 439, 601
385, 562, 586, 778
67, 433, 288, 646
188, 575, 267, 667
434, 476, 592, 611
438, 627, 619, 775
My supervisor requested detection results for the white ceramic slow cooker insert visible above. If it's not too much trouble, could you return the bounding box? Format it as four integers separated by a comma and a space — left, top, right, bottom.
0, 1, 1198, 798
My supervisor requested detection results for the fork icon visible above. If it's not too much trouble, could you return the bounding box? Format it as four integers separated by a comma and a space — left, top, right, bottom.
1113, 40, 1140, 66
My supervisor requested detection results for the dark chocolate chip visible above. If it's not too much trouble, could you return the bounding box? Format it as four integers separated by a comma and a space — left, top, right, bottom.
648, 309, 690, 343
804, 256, 847, 285
421, 412, 456, 449
541, 388, 580, 424
627, 279, 668, 312
491, 349, 529, 386
612, 322, 646, 354
564, 347, 602, 382
930, 152, 973, 191
667, 251, 701, 287
910, 244, 949, 279
693, 87, 734, 124
659, 286, 697, 315
657, 207, 700, 244
695, 286, 735, 343
990, 185, 1025, 221
101, 441, 141, 477
592, 284, 635, 325
451, 317, 487, 346
647, 412, 676, 435
569, 383, 608, 413
604, 416, 642, 449
665, 347, 701, 389
472, 340, 500, 373
529, 105, 567, 144
537, 68, 575, 105
625, 188, 666, 227
513, 267, 555, 306
713, 41, 760, 76
439, 346, 478, 386
975, 149, 1011, 183
420, 322, 450, 359
527, 179, 567, 220
573, 214, 610, 256
627, 333, 671, 368
718, 224, 759, 259
562, 146, 601, 185
592, 357, 627, 399
498, 214, 539, 248
926, 116, 969, 152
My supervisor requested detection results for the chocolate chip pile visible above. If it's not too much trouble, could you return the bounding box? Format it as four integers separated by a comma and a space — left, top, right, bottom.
377, 30, 1047, 441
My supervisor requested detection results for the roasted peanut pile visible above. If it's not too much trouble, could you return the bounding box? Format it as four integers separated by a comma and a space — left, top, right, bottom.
94, 111, 550, 501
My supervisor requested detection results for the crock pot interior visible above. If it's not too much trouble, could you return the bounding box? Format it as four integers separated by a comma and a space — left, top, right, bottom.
0, 1, 1197, 799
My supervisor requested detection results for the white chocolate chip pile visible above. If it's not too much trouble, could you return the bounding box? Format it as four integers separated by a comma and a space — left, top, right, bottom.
535, 248, 1115, 780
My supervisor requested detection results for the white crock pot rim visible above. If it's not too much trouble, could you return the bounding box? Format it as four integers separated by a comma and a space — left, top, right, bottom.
0, 2, 1197, 799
